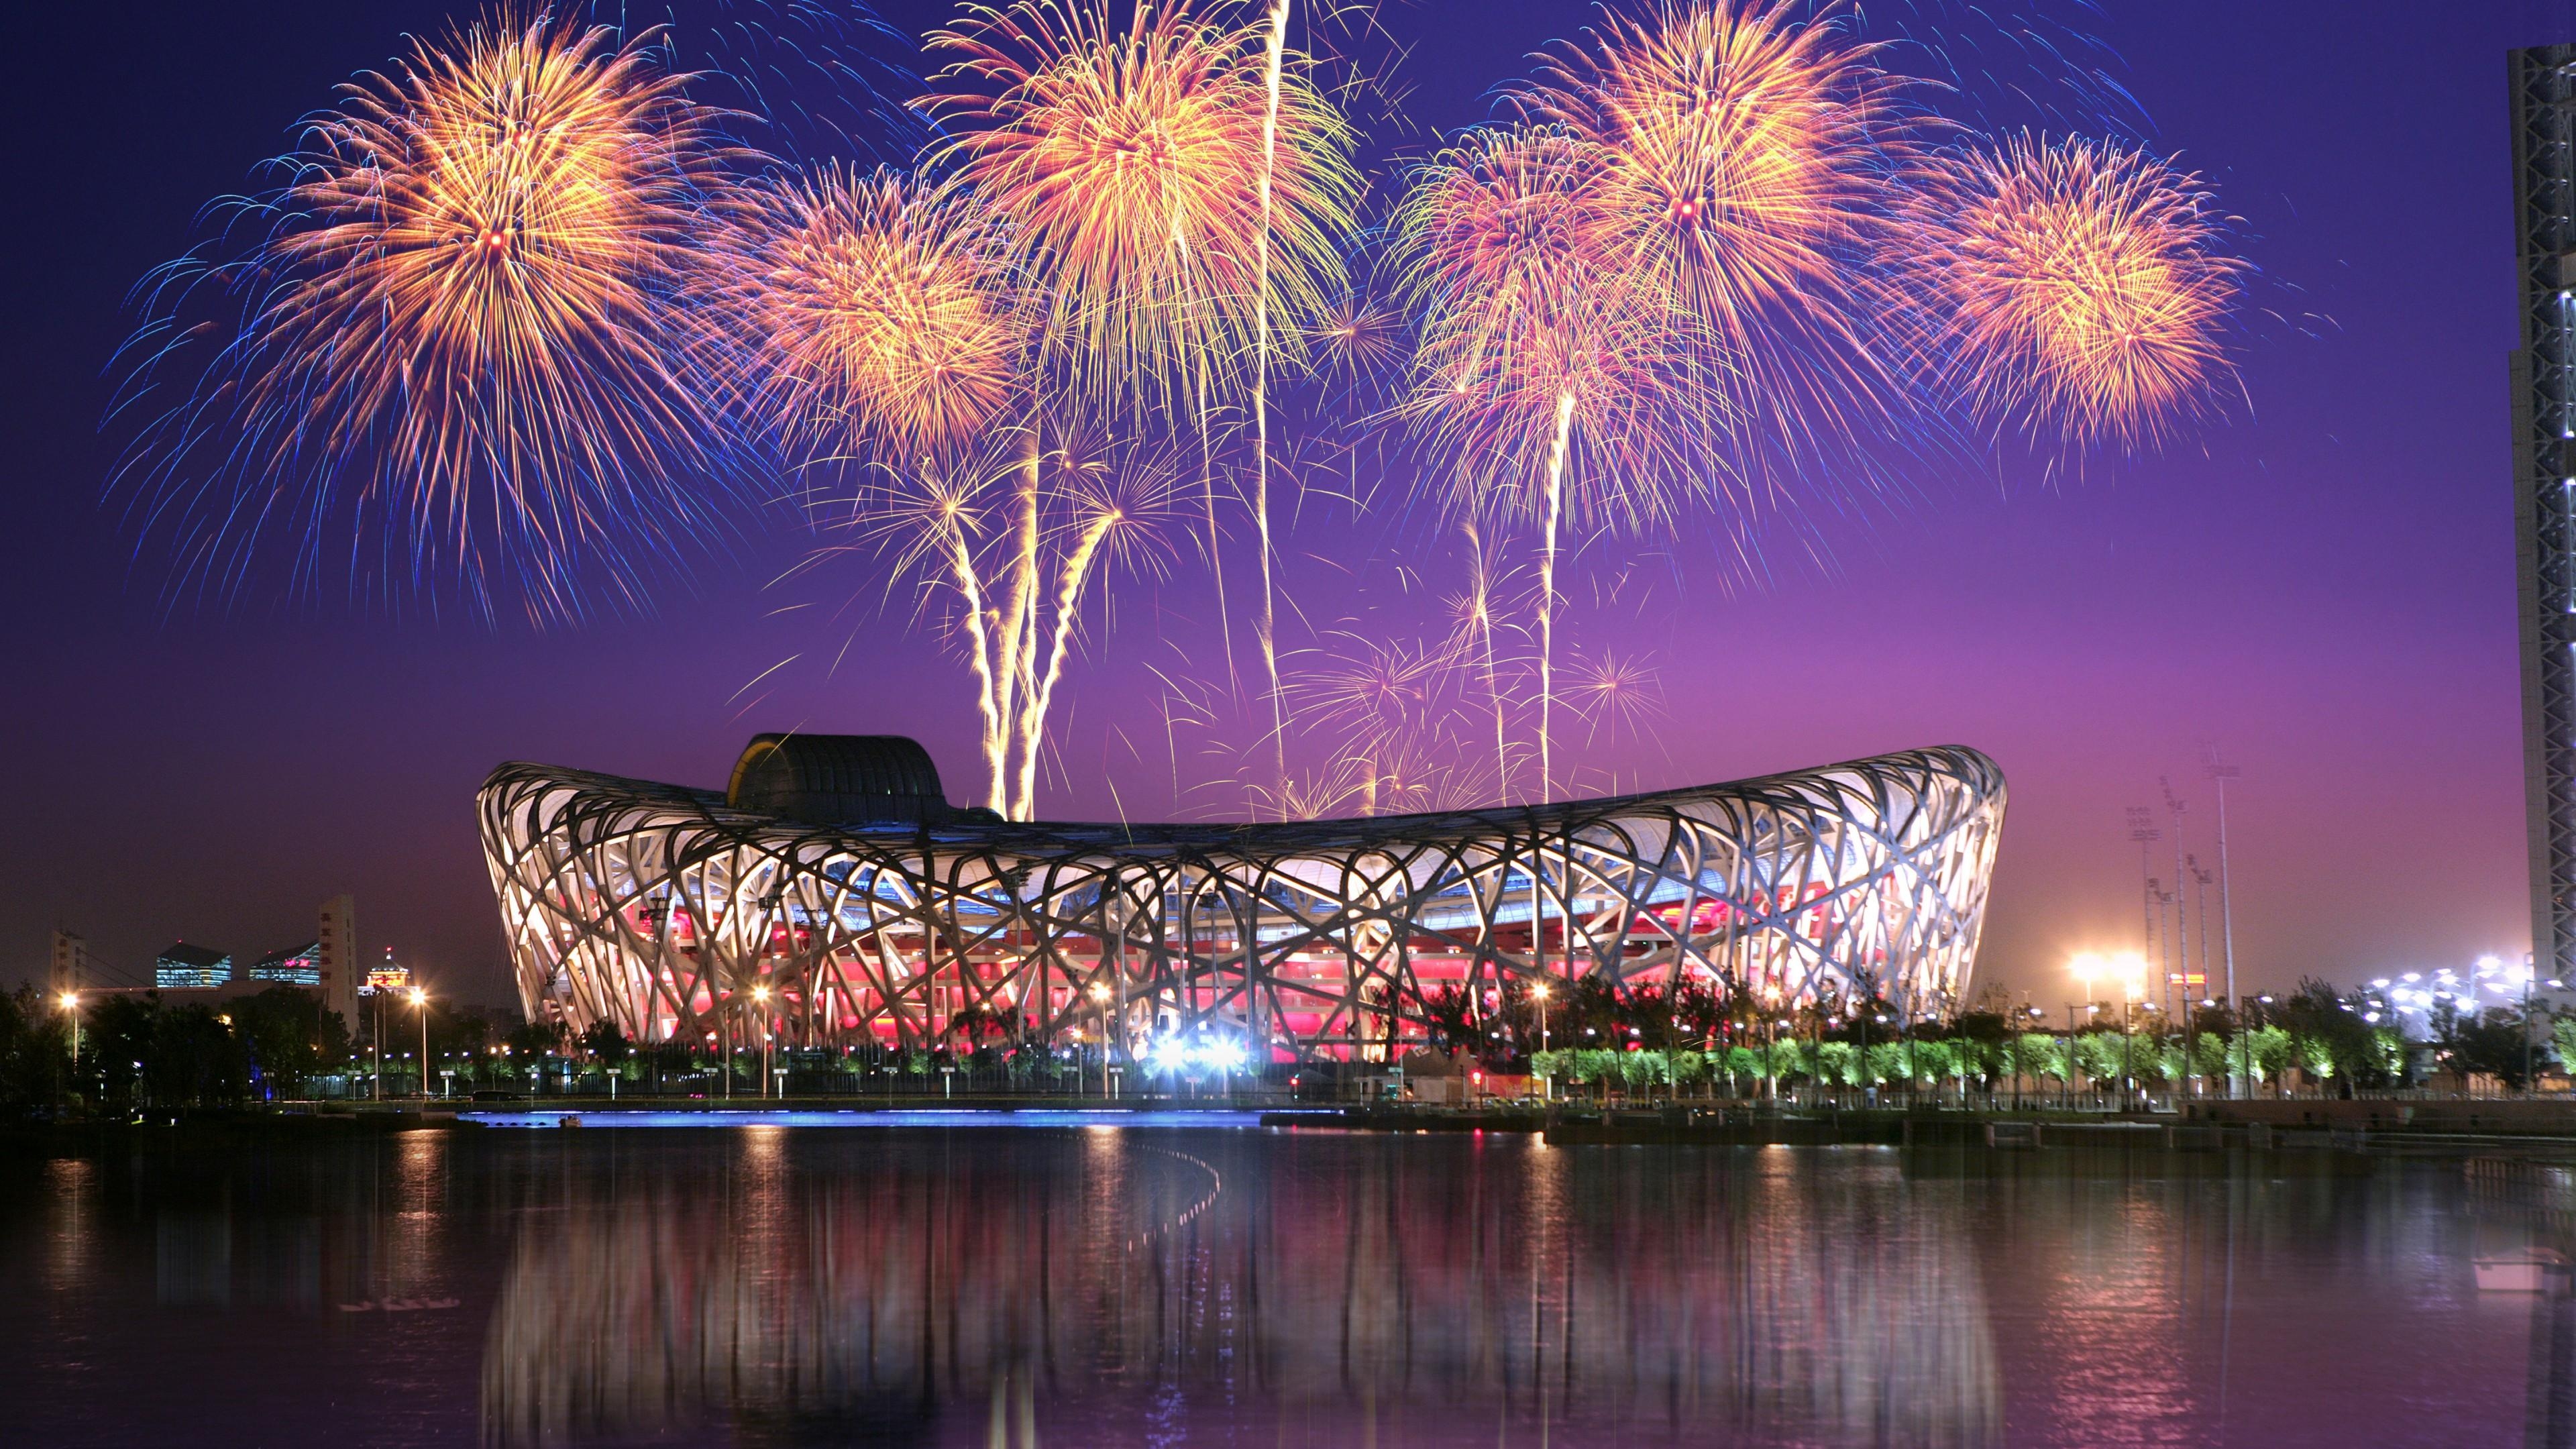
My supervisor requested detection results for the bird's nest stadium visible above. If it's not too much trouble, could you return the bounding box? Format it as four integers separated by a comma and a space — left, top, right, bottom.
478, 735, 2005, 1061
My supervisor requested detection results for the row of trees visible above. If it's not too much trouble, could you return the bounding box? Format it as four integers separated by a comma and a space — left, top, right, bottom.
1421, 975, 2575, 1097
0, 987, 590, 1115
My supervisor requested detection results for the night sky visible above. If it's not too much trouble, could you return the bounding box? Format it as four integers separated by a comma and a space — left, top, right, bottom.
5, 0, 2569, 1010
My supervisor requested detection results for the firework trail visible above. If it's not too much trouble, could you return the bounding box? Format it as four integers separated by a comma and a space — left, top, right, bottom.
708, 159, 1174, 819
1440, 521, 1515, 795
110, 10, 754, 621
1893, 133, 2245, 451
705, 160, 1028, 812
1255, 0, 1295, 794
865, 423, 1167, 818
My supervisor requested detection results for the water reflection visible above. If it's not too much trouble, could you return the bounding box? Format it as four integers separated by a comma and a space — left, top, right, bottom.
2, 1134, 2554, 1447
480, 1134, 2000, 1446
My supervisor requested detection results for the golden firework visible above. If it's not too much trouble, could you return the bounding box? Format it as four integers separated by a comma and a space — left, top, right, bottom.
924, 0, 1359, 409
710, 166, 1029, 466
189, 10, 751, 618
1900, 134, 2244, 450
1393, 123, 1709, 803
1525, 0, 1920, 439
1393, 125, 1698, 528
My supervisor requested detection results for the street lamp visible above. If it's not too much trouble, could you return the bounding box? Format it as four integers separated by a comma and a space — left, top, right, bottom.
58, 991, 79, 1107
409, 988, 429, 1100
1532, 982, 1552, 1101
1087, 982, 1114, 1096
2068, 953, 2104, 1109
751, 984, 773, 1099
2114, 951, 2147, 1110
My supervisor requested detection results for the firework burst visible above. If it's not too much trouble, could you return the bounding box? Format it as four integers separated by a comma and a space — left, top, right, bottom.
113, 9, 753, 621
924, 0, 1360, 409
1896, 133, 2245, 450
1391, 126, 1707, 529
1523, 0, 1924, 451
706, 165, 1030, 468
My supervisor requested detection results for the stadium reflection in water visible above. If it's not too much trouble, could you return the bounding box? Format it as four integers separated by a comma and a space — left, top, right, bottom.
6, 1130, 2553, 1447
480, 1131, 2000, 1446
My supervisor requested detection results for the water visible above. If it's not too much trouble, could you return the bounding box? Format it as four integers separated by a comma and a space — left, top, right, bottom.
0, 1125, 2560, 1447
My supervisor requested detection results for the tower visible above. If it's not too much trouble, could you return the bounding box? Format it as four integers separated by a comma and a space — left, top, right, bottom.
317, 894, 360, 1025
2513, 46, 2576, 980
48, 930, 91, 998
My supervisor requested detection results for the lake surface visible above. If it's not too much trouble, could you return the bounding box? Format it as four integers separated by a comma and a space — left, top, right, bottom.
1, 1123, 2565, 1447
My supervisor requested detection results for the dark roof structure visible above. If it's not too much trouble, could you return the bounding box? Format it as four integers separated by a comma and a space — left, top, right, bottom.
724, 733, 971, 826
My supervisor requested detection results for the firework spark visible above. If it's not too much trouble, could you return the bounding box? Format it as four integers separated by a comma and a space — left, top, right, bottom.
707, 165, 1029, 467
113, 11, 751, 621
1312, 290, 1405, 382
1896, 133, 2245, 450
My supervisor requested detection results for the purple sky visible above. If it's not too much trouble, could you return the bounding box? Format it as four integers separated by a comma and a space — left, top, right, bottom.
4, 0, 2566, 1010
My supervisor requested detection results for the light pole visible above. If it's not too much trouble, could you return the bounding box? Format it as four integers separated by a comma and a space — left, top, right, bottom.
1087, 982, 1114, 1096
2114, 952, 2147, 1111
409, 988, 429, 1099
752, 985, 773, 1099
2207, 753, 2243, 1096
58, 991, 79, 1108
1533, 981, 1551, 1100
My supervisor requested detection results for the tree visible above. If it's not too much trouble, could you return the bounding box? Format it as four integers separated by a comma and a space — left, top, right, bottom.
2070, 1031, 2127, 1093
1417, 985, 1476, 1057
146, 1005, 248, 1108
579, 1019, 634, 1073
2017, 1032, 2070, 1087
2446, 1009, 2536, 1089
232, 987, 345, 1100
2275, 978, 2379, 1088
0, 987, 72, 1113
1813, 1041, 1860, 1090
1672, 977, 1728, 1049
89, 996, 159, 1110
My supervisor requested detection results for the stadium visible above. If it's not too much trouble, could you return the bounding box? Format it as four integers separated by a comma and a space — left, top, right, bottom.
478, 736, 2005, 1061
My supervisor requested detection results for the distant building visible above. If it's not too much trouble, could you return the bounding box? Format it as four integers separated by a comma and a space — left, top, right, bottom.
362, 947, 411, 997
317, 894, 359, 1023
50, 929, 98, 998
249, 942, 323, 986
154, 942, 234, 991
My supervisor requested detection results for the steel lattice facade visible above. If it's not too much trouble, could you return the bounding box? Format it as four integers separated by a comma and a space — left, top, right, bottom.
478, 742, 2004, 1058
2516, 44, 2576, 981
